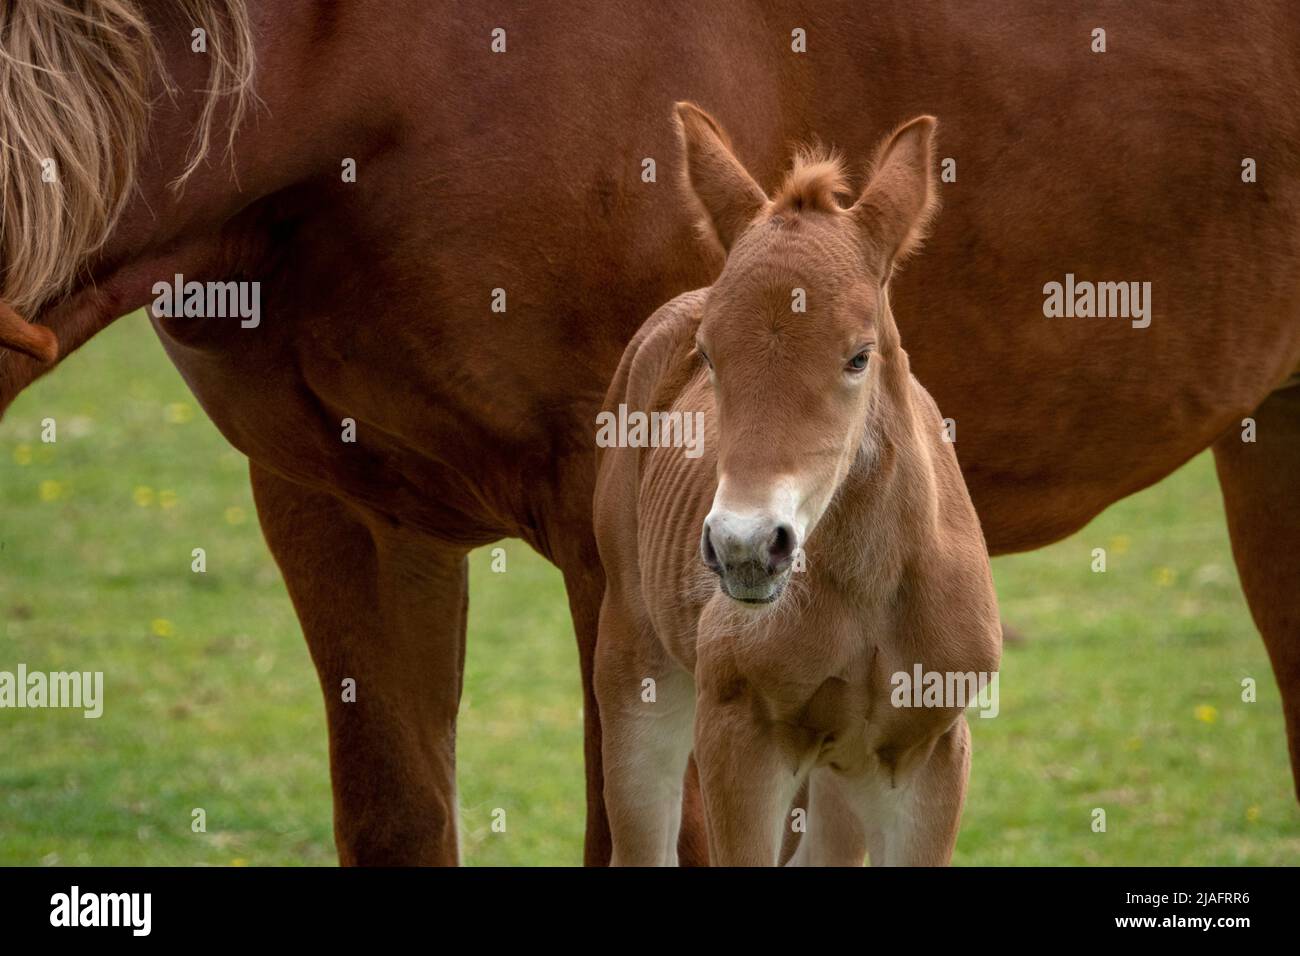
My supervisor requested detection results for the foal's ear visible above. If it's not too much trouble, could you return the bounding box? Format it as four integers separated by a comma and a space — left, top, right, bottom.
852, 116, 939, 276
673, 102, 769, 252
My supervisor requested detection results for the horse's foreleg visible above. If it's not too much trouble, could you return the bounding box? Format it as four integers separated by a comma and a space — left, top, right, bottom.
870, 717, 970, 867
785, 769, 868, 866
693, 687, 802, 866
555, 522, 709, 865
594, 592, 696, 865
1214, 385, 1300, 801
250, 463, 468, 865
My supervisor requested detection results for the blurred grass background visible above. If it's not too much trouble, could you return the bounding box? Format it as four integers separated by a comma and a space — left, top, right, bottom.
1, 312, 1296, 865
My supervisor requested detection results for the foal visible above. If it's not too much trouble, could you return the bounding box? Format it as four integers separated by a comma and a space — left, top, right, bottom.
593, 103, 1001, 866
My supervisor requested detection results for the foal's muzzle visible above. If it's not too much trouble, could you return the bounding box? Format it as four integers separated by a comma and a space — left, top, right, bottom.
700, 511, 798, 604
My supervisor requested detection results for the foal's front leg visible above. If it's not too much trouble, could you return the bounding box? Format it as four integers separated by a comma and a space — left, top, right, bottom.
595, 594, 696, 866
694, 683, 803, 866
785, 768, 869, 866
869, 716, 972, 866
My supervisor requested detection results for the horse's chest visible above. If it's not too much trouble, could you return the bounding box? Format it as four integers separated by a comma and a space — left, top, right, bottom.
722, 603, 976, 775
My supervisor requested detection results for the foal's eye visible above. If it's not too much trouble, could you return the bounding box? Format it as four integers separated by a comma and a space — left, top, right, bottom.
697, 345, 712, 369
847, 350, 871, 373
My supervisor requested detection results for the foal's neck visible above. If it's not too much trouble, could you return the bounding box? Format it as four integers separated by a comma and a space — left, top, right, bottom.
813, 350, 939, 603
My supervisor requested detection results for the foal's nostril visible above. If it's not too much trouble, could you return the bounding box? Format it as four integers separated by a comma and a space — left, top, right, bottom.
700, 521, 723, 573
766, 523, 796, 573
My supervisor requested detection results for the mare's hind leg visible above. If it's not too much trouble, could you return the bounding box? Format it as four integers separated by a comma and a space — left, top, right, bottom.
785, 768, 868, 866
556, 559, 614, 865
1214, 385, 1300, 800
250, 463, 468, 865
595, 593, 696, 865
867, 717, 971, 866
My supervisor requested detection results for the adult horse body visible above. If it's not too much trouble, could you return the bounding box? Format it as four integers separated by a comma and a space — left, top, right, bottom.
2, 1, 1299, 865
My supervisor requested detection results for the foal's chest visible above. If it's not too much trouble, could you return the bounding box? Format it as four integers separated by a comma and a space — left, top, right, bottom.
695, 596, 975, 778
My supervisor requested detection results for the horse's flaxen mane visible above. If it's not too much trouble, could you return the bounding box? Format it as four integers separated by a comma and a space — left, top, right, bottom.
771, 147, 849, 216
0, 0, 255, 314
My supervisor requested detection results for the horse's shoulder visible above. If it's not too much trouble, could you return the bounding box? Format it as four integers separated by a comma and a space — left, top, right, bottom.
606, 288, 707, 410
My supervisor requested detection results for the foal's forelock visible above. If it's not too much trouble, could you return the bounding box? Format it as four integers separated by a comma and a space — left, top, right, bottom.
771, 147, 849, 216
0, 0, 255, 315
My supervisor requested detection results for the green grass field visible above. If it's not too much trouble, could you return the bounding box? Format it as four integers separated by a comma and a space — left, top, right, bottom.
1, 312, 1296, 865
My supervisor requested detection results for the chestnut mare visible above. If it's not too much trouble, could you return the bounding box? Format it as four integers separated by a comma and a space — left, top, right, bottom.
595, 106, 1001, 865
2, 2, 1299, 865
